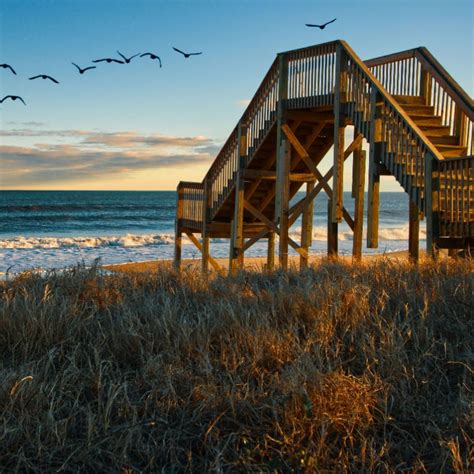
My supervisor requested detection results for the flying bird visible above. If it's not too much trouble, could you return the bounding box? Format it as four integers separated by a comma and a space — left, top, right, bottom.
140, 52, 162, 67
29, 74, 59, 84
0, 63, 16, 75
172, 47, 202, 58
305, 18, 337, 29
0, 95, 26, 105
117, 51, 141, 63
72, 62, 96, 74
92, 58, 124, 64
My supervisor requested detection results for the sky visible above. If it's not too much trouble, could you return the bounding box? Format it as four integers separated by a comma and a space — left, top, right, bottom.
1, 0, 472, 190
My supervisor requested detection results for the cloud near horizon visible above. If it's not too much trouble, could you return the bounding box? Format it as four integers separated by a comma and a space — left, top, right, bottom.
0, 128, 221, 188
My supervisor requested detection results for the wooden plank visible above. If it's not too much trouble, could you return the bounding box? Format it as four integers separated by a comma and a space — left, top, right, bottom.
201, 178, 212, 272
267, 231, 275, 270
352, 148, 366, 261
243, 169, 314, 181
327, 199, 338, 258
409, 199, 420, 263
186, 232, 221, 272
300, 180, 315, 268
174, 186, 184, 269
244, 200, 279, 233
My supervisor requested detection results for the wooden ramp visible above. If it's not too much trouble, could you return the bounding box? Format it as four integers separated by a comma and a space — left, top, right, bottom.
174, 40, 473, 272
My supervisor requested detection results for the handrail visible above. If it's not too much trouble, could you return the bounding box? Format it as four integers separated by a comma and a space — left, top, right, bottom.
340, 40, 445, 162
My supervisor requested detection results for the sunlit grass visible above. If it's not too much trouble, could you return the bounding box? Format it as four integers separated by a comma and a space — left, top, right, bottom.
0, 258, 472, 471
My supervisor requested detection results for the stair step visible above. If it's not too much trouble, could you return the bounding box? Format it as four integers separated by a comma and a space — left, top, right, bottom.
428, 136, 459, 145
411, 115, 443, 126
392, 94, 425, 105
436, 145, 468, 158
418, 125, 451, 137
402, 104, 435, 115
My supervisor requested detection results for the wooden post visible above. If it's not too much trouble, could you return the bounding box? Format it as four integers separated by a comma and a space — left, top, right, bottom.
267, 231, 275, 271
332, 43, 346, 223
275, 53, 290, 270
327, 198, 338, 258
409, 199, 421, 263
300, 180, 315, 268
352, 148, 366, 261
201, 178, 212, 273
419, 67, 432, 106
174, 184, 184, 269
425, 153, 440, 258
367, 89, 382, 248
229, 124, 247, 274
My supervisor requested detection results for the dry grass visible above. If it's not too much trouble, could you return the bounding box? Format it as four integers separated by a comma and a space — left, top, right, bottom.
0, 258, 472, 472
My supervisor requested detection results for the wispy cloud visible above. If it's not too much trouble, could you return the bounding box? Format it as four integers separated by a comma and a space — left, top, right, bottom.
0, 127, 221, 187
5, 121, 46, 127
236, 99, 251, 107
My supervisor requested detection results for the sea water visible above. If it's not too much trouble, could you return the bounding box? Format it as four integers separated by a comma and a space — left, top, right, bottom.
0, 190, 425, 275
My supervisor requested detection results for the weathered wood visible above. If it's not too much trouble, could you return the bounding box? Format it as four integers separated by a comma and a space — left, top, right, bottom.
201, 178, 212, 272
229, 124, 247, 274
352, 148, 366, 261
409, 199, 421, 263
186, 232, 221, 272
327, 199, 338, 258
267, 232, 275, 270
425, 153, 440, 257
367, 89, 382, 248
174, 186, 184, 269
300, 180, 315, 268
243, 169, 314, 181
276, 139, 291, 269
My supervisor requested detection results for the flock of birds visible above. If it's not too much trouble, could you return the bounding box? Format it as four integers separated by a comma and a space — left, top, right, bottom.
1, 18, 337, 107
0, 46, 203, 106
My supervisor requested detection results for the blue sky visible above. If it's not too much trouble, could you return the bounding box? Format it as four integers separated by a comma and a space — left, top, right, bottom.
1, 0, 472, 189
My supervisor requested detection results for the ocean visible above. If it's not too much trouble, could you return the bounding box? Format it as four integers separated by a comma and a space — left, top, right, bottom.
0, 191, 425, 275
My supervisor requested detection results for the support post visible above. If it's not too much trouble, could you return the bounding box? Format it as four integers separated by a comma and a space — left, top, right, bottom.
352, 148, 366, 261
332, 43, 347, 223
367, 89, 382, 248
174, 184, 184, 269
327, 199, 338, 258
425, 154, 440, 258
201, 178, 212, 273
409, 199, 421, 263
419, 67, 432, 106
267, 232, 275, 271
300, 180, 315, 269
229, 123, 247, 274
275, 53, 289, 270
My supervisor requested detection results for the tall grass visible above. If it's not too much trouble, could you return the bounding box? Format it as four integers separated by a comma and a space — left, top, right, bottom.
0, 258, 472, 472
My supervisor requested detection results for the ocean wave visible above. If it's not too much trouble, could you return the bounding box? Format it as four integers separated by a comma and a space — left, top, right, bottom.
289, 225, 426, 242
0, 233, 176, 249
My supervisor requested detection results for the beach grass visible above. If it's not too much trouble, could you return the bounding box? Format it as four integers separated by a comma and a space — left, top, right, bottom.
0, 257, 472, 472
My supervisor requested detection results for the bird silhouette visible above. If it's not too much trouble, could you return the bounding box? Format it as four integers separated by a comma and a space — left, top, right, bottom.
92, 58, 124, 64
140, 52, 162, 67
172, 47, 202, 58
29, 74, 59, 84
0, 63, 16, 75
1, 95, 26, 105
305, 18, 337, 29
117, 51, 141, 63
72, 63, 96, 74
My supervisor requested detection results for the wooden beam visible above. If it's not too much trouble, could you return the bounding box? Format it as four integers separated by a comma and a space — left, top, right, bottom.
267, 232, 275, 271
328, 199, 338, 258
287, 110, 334, 123
300, 180, 314, 269
352, 148, 366, 261
201, 178, 212, 272
229, 124, 247, 274
174, 186, 184, 269
186, 232, 221, 272
242, 228, 269, 252
367, 89, 382, 248
409, 199, 421, 263
243, 169, 315, 181
244, 200, 279, 233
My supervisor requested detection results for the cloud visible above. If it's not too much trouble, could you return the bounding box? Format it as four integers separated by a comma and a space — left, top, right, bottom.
0, 128, 221, 187
5, 121, 46, 127
236, 99, 251, 107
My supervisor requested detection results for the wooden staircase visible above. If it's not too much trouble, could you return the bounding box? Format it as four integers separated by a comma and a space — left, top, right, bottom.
175, 41, 473, 272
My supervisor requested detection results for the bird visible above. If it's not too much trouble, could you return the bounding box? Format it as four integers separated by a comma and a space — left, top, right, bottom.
72, 62, 96, 74
172, 47, 202, 58
116, 51, 141, 63
0, 63, 16, 75
140, 52, 162, 67
305, 18, 337, 29
0, 95, 26, 105
92, 58, 124, 64
29, 74, 59, 84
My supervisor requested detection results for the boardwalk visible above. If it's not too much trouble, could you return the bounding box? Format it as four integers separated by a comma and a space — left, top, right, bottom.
174, 40, 473, 272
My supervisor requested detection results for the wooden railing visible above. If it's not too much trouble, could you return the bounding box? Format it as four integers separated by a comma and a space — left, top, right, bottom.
340, 41, 446, 210
366, 47, 474, 155
438, 156, 474, 237
176, 181, 204, 230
